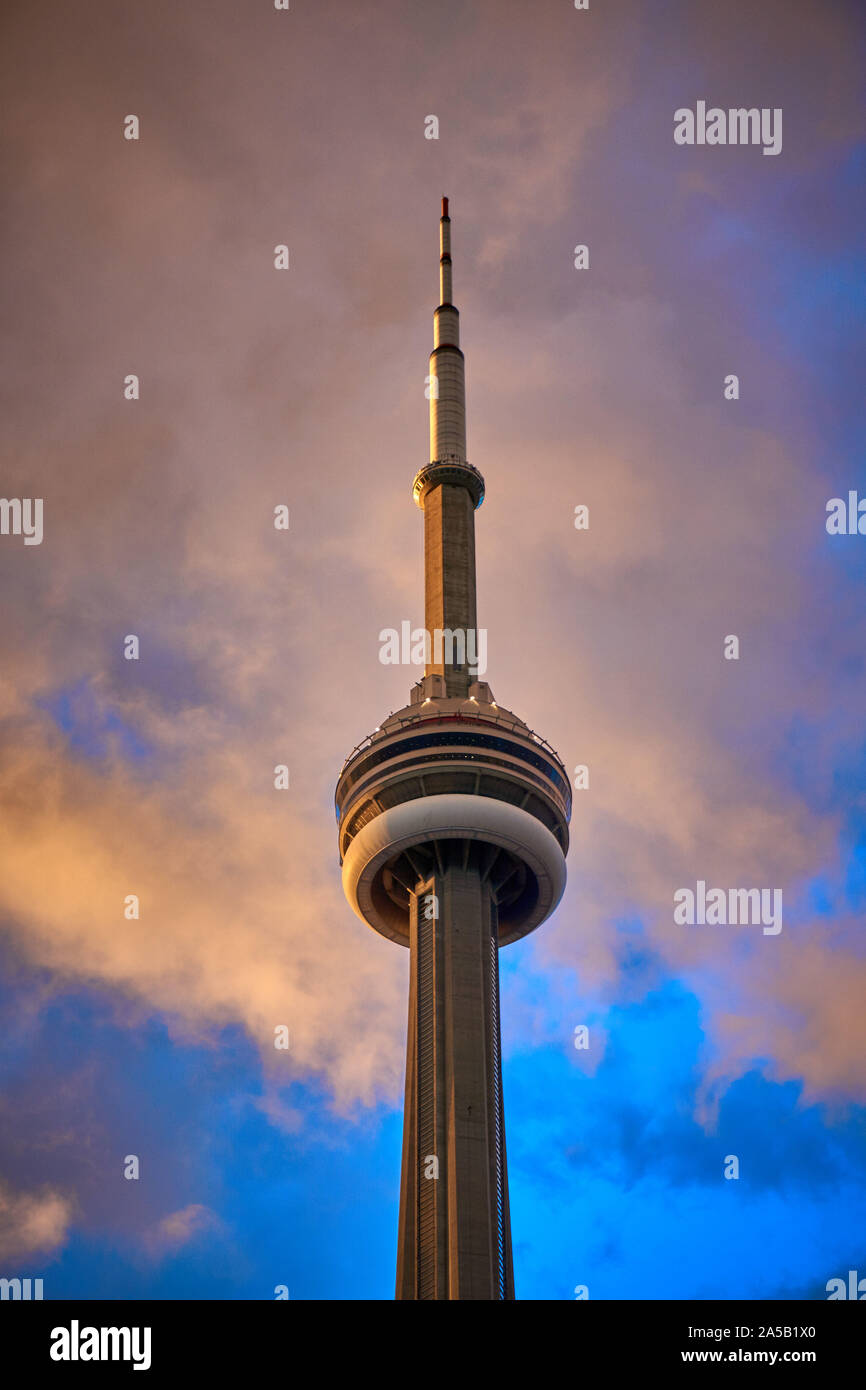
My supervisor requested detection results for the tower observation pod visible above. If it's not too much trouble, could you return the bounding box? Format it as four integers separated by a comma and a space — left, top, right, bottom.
335, 199, 570, 1300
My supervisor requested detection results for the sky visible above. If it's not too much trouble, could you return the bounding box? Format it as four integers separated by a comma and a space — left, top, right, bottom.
1, 0, 864, 1300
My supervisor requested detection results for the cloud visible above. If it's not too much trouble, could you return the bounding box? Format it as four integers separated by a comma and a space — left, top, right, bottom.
0, 715, 406, 1109
143, 1204, 221, 1259
0, 0, 863, 1132
0, 1179, 73, 1260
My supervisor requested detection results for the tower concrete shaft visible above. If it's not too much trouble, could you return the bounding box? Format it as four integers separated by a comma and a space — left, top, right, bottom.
422, 485, 477, 697
395, 854, 514, 1300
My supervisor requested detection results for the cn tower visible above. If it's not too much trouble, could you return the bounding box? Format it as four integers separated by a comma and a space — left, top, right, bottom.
336, 199, 570, 1300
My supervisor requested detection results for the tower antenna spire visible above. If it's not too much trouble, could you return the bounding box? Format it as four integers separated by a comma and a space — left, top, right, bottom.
428, 195, 463, 462
412, 197, 484, 695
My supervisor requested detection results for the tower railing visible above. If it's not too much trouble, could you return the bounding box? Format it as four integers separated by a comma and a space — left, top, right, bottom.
338, 708, 568, 779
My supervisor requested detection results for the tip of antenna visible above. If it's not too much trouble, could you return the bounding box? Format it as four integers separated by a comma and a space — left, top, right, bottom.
441, 195, 449, 218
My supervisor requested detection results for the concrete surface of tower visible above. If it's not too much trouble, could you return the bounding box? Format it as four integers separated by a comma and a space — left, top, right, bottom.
335, 198, 570, 1300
